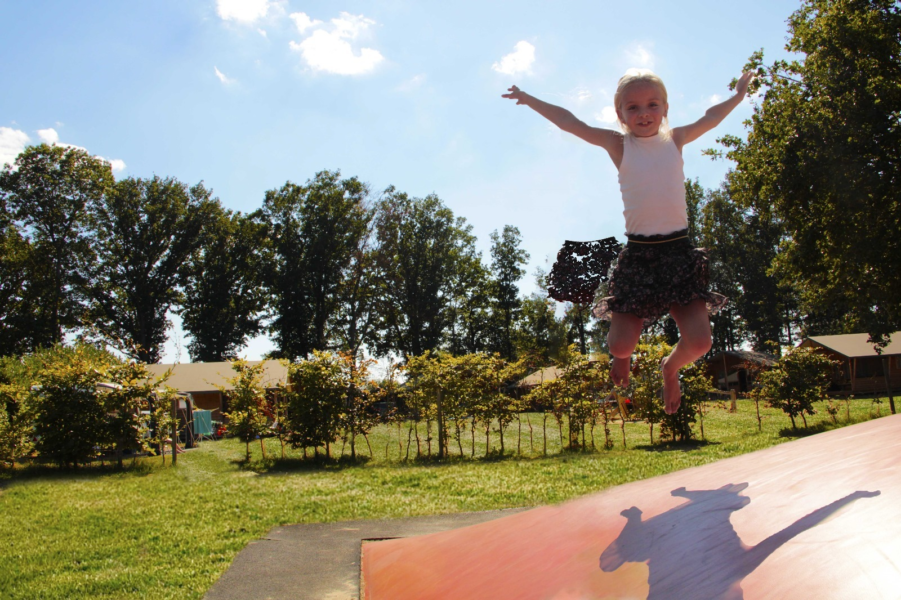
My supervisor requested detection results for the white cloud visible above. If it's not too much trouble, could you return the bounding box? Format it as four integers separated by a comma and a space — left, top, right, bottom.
217, 0, 275, 23
37, 127, 60, 145
623, 43, 656, 69
290, 12, 322, 34
257, 28, 268, 38
492, 41, 536, 76
15, 126, 127, 174
290, 12, 384, 76
576, 89, 592, 102
709, 93, 722, 105
214, 66, 236, 85
0, 127, 30, 168
104, 158, 127, 173
596, 106, 619, 124
397, 74, 426, 92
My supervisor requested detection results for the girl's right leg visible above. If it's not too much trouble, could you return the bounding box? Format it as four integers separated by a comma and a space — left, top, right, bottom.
607, 312, 644, 387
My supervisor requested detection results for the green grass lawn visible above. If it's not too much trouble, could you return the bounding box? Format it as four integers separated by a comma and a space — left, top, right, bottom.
0, 397, 893, 599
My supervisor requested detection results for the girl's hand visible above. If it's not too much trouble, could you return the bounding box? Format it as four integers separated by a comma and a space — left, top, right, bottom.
735, 71, 755, 98
502, 85, 529, 105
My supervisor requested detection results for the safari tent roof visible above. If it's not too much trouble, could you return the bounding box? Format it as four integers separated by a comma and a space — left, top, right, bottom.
519, 365, 563, 387
144, 360, 288, 393
801, 332, 901, 359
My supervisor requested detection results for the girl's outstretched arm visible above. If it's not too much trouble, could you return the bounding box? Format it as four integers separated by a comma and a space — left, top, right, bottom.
503, 86, 623, 163
672, 72, 754, 149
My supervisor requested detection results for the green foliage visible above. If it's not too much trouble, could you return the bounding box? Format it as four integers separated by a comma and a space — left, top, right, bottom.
180, 208, 267, 361
444, 235, 492, 356
285, 352, 346, 456
661, 361, 713, 442
404, 351, 527, 457
219, 360, 271, 461
628, 340, 708, 444
524, 345, 613, 451
261, 171, 372, 361
487, 225, 529, 360
373, 189, 474, 357
723, 0, 901, 346
337, 354, 380, 459
101, 361, 160, 468
0, 221, 43, 356
28, 344, 116, 468
86, 175, 219, 363
0, 357, 32, 467
629, 341, 668, 443
0, 144, 114, 347
148, 386, 180, 465
759, 346, 836, 429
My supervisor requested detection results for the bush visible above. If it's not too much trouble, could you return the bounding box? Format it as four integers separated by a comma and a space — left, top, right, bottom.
759, 346, 835, 429
28, 344, 112, 468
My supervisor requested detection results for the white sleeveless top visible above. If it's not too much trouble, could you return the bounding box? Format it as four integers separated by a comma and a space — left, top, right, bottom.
618, 132, 688, 236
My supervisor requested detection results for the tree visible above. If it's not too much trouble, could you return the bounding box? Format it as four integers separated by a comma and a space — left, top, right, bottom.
488, 225, 529, 360
373, 189, 471, 358
0, 144, 113, 346
660, 360, 712, 442
0, 356, 32, 468
181, 208, 267, 362
444, 230, 492, 356
261, 171, 371, 361
285, 352, 346, 457
27, 343, 114, 468
330, 216, 381, 363
87, 176, 218, 363
219, 360, 271, 461
563, 302, 595, 356
102, 361, 162, 468
759, 346, 835, 429
514, 269, 567, 363
0, 219, 45, 355
722, 0, 901, 347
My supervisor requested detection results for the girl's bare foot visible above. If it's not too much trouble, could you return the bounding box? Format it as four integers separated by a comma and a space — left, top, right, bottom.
611, 356, 631, 387
661, 356, 681, 414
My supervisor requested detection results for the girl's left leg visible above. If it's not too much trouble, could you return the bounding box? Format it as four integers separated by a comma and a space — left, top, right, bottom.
662, 299, 713, 414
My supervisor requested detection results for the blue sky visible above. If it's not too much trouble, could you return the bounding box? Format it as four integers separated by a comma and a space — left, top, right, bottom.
1, 0, 802, 362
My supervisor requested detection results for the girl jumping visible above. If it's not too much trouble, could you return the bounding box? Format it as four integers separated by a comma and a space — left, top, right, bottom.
503, 69, 753, 414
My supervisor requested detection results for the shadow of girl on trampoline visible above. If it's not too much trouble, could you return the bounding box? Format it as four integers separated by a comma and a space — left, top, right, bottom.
599, 483, 880, 600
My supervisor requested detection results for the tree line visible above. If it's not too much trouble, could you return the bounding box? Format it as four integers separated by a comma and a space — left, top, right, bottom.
0, 147, 560, 364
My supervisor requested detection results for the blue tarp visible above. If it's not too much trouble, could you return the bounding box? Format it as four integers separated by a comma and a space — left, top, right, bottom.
193, 409, 213, 436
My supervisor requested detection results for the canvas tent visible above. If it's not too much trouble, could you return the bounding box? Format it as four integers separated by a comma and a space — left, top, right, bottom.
799, 332, 901, 396
145, 360, 289, 423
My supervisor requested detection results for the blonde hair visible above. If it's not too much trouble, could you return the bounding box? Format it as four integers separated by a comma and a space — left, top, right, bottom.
614, 68, 670, 136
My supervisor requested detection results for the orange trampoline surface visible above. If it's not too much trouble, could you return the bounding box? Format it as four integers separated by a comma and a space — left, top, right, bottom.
362, 414, 901, 599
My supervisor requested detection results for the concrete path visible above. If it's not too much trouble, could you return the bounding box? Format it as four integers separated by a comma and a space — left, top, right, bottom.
203, 508, 528, 600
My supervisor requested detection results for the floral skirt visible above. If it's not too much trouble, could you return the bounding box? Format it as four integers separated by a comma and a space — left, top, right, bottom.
592, 230, 727, 326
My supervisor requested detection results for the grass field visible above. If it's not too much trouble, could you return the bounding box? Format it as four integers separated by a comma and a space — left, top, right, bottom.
0, 397, 894, 599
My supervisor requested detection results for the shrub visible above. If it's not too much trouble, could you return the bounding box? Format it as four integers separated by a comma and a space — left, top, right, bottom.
759, 346, 835, 429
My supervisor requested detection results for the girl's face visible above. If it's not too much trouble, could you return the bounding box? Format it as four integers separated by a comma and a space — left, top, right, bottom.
616, 81, 668, 137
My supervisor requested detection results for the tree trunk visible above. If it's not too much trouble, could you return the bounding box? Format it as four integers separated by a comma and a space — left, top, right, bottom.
405, 422, 414, 461
542, 413, 548, 455
171, 399, 179, 465
526, 413, 534, 454
436, 389, 445, 459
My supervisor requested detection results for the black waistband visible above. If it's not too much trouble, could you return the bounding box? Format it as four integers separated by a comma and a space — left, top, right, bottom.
626, 229, 690, 245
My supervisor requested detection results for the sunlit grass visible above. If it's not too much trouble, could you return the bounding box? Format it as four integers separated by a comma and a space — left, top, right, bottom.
0, 397, 891, 599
